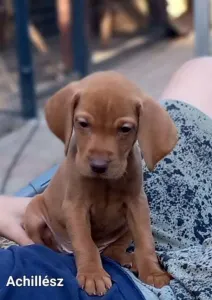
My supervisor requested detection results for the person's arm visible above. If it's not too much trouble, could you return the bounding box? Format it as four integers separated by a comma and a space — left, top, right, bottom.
0, 196, 34, 246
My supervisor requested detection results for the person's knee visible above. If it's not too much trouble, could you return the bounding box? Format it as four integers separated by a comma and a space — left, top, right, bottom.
176, 56, 212, 77
161, 56, 212, 117
163, 56, 212, 90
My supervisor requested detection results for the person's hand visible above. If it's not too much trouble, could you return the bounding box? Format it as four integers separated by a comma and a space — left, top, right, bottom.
0, 196, 34, 246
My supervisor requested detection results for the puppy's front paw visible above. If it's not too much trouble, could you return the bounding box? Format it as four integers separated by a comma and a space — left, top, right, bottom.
140, 269, 171, 288
136, 256, 172, 288
77, 268, 112, 296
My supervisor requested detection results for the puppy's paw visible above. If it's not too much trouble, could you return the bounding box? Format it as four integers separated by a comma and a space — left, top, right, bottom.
77, 268, 112, 296
136, 257, 172, 288
140, 270, 171, 288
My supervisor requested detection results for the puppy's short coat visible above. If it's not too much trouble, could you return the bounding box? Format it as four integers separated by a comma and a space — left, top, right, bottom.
24, 71, 178, 296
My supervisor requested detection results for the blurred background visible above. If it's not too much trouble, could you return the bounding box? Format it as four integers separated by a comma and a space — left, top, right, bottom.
0, 0, 209, 195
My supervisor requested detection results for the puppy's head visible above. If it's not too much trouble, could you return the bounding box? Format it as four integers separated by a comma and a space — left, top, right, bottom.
45, 71, 178, 179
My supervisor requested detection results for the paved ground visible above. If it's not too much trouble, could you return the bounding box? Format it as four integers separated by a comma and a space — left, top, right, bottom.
0, 34, 195, 194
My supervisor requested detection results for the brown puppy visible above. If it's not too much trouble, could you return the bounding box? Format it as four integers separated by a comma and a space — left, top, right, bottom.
24, 71, 178, 296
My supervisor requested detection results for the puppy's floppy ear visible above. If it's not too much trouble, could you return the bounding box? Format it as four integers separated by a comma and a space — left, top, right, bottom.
45, 81, 80, 155
137, 95, 178, 171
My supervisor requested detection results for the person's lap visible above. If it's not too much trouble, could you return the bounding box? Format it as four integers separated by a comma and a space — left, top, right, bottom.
125, 57, 212, 299
141, 57, 212, 299
161, 57, 212, 118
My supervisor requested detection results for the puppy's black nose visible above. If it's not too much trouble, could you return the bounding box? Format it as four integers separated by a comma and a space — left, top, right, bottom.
90, 159, 108, 174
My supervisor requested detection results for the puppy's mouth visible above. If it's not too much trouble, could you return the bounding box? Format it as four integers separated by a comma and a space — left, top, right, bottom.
90, 167, 126, 180
79, 167, 125, 180
90, 172, 108, 179
90, 173, 122, 180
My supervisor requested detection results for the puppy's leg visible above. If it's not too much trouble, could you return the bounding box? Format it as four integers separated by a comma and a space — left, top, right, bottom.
24, 195, 58, 251
24, 195, 46, 245
63, 201, 112, 296
103, 230, 134, 268
127, 192, 171, 288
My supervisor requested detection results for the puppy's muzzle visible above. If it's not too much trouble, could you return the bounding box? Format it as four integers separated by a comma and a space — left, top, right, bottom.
90, 159, 109, 174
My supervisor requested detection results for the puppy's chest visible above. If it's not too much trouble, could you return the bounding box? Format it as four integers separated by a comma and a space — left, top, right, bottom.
89, 191, 127, 234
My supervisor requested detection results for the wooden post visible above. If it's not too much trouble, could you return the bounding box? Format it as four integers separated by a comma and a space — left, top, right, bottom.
72, 0, 90, 77
56, 0, 73, 72
148, 0, 169, 26
13, 0, 37, 119
0, 0, 7, 51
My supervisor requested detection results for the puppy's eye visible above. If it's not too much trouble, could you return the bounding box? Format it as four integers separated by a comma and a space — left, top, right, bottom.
76, 118, 89, 128
79, 120, 89, 128
119, 124, 133, 133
